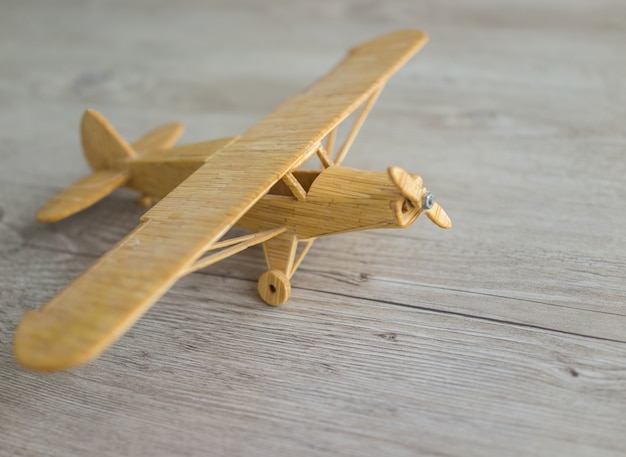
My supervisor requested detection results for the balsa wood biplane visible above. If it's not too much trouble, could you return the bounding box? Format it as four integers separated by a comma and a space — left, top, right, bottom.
14, 30, 451, 371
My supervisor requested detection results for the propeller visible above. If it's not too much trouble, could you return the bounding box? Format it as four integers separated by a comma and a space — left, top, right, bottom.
388, 166, 451, 229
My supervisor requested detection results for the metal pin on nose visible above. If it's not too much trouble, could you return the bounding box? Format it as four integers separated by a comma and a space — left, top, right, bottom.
422, 192, 435, 210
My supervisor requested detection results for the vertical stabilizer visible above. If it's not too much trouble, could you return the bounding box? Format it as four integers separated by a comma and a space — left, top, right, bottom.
81, 109, 136, 171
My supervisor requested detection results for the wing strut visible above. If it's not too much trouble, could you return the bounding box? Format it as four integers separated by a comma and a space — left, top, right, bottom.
316, 144, 334, 168
324, 129, 337, 161
334, 85, 384, 165
185, 227, 287, 274
291, 238, 316, 276
281, 173, 307, 201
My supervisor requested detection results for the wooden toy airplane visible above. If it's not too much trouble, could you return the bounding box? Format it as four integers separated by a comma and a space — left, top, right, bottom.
14, 30, 451, 371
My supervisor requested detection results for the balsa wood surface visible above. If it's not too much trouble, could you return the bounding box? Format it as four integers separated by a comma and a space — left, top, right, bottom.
1, 0, 625, 456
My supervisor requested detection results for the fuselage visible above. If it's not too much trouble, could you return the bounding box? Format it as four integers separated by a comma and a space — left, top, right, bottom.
123, 137, 421, 241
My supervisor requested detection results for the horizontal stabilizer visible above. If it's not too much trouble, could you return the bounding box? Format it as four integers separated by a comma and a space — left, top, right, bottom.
36, 170, 129, 223
132, 122, 184, 155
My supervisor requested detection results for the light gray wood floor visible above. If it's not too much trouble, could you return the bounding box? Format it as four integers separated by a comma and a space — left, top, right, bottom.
1, 1, 625, 455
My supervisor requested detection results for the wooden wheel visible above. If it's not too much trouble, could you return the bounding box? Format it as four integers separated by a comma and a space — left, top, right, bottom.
257, 270, 291, 306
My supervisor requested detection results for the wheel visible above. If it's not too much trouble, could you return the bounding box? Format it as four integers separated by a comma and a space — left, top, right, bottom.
257, 270, 291, 306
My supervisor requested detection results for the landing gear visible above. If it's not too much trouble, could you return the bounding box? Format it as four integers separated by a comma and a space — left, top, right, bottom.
136, 194, 158, 208
257, 270, 291, 306
257, 233, 316, 306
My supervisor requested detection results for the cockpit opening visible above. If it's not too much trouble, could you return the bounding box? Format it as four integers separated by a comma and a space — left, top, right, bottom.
268, 170, 322, 197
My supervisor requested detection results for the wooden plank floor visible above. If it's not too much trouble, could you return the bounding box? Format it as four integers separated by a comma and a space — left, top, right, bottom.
1, 1, 625, 455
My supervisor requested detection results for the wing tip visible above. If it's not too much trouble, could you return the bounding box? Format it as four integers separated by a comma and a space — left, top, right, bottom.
349, 29, 429, 55
13, 311, 96, 371
36, 206, 65, 224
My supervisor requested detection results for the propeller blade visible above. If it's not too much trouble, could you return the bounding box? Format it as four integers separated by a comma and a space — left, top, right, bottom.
388, 166, 423, 202
425, 203, 452, 229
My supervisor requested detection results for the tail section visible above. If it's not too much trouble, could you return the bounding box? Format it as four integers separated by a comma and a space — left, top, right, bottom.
36, 170, 129, 223
81, 109, 136, 171
131, 120, 184, 155
37, 110, 184, 223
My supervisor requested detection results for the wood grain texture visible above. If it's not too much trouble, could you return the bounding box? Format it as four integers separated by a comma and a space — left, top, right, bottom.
1, 0, 625, 455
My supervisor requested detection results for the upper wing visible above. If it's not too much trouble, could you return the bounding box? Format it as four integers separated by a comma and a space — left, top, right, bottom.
145, 29, 427, 225
14, 30, 427, 370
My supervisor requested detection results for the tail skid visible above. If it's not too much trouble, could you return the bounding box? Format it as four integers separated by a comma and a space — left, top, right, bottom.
36, 110, 184, 223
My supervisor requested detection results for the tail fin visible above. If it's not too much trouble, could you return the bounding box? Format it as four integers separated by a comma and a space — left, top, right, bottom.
37, 110, 184, 223
81, 109, 136, 171
82, 109, 185, 167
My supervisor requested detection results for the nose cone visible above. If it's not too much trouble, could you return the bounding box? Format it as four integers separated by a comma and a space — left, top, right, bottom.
422, 191, 435, 210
